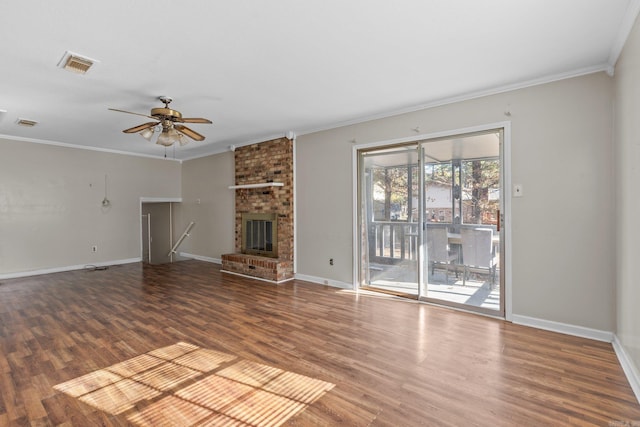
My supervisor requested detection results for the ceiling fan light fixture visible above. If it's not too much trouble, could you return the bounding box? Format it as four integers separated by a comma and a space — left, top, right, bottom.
110, 96, 212, 148
139, 127, 155, 141
156, 128, 180, 147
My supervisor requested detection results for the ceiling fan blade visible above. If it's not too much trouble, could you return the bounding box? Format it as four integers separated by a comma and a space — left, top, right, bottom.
175, 124, 205, 141
123, 122, 158, 133
178, 117, 213, 124
108, 108, 156, 120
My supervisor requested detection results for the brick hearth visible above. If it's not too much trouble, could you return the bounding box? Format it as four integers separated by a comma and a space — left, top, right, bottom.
221, 253, 293, 283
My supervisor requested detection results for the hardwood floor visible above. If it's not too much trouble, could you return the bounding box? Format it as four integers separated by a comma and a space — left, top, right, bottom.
0, 260, 639, 426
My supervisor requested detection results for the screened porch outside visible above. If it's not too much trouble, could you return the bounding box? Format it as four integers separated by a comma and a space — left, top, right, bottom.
365, 220, 500, 311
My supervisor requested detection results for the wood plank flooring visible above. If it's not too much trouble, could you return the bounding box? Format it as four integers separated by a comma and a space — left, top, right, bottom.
0, 260, 639, 426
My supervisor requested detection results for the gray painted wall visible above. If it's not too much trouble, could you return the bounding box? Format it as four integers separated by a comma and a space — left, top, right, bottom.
296, 72, 615, 332
0, 139, 181, 274
175, 151, 235, 261
614, 12, 640, 390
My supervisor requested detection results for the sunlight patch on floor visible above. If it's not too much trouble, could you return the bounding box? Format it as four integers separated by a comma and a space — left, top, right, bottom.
54, 342, 335, 426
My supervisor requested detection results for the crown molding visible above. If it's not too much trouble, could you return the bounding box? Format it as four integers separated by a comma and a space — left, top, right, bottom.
296, 64, 611, 139
0, 134, 182, 163
180, 131, 296, 161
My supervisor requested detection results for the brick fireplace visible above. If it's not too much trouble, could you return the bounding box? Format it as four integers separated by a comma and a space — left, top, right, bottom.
221, 137, 294, 283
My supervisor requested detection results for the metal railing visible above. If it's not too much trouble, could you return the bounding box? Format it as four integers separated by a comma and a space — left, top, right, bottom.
168, 221, 195, 258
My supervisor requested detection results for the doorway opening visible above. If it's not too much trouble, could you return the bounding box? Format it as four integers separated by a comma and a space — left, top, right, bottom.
140, 198, 189, 265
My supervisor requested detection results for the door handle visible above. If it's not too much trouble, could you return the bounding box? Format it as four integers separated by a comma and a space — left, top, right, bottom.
496, 209, 500, 232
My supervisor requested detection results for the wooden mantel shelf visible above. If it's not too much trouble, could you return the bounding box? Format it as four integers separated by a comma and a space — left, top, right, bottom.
228, 182, 284, 190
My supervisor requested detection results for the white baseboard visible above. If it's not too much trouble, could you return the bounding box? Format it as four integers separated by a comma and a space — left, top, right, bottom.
220, 269, 294, 285
612, 334, 640, 404
511, 314, 614, 343
179, 255, 353, 290
179, 252, 221, 264
0, 257, 141, 280
494, 315, 640, 404
294, 273, 353, 289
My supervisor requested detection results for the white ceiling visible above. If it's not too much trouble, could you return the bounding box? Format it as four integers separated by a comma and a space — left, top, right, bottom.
0, 1, 637, 161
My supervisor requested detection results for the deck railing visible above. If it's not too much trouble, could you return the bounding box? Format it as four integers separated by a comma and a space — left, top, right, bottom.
369, 221, 420, 263
369, 221, 497, 264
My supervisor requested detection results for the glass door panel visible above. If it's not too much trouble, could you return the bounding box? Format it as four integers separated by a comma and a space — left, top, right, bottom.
358, 145, 420, 297
421, 131, 503, 315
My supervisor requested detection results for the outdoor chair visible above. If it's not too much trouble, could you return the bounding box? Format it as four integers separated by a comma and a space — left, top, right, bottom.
427, 227, 458, 283
460, 227, 497, 286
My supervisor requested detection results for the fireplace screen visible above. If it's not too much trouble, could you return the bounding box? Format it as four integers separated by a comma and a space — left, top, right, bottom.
241, 213, 278, 257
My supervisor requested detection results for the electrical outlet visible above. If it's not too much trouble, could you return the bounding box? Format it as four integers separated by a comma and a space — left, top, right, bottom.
91, 245, 97, 253
329, 258, 334, 266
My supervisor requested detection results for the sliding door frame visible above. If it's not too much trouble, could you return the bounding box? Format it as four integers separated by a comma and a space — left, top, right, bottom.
352, 122, 512, 320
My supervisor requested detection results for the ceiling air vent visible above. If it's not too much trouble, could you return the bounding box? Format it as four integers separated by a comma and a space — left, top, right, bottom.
57, 51, 99, 75
16, 118, 38, 127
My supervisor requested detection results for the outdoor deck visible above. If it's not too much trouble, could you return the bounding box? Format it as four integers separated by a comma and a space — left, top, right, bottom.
364, 220, 501, 312
367, 262, 500, 311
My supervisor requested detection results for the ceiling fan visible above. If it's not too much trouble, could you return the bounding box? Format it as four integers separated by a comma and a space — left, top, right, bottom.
109, 96, 212, 147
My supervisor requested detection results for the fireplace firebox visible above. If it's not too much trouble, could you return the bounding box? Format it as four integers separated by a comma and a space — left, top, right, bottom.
241, 213, 278, 258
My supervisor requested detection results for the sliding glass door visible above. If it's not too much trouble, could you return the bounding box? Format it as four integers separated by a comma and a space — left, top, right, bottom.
419, 131, 503, 315
358, 129, 504, 316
